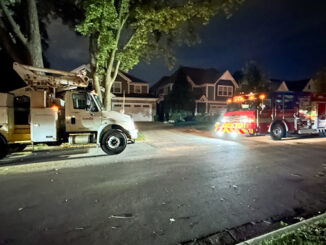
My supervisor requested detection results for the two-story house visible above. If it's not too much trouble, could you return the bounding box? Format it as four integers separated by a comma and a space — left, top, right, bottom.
151, 66, 239, 118
72, 65, 157, 122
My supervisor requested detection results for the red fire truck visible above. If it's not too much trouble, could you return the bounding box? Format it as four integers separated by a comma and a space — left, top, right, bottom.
214, 91, 326, 140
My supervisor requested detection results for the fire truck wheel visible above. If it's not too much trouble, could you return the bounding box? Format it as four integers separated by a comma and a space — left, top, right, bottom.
0, 137, 8, 159
270, 123, 285, 140
101, 129, 127, 155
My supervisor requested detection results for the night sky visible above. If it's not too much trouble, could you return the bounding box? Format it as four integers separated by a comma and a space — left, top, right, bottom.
45, 0, 326, 86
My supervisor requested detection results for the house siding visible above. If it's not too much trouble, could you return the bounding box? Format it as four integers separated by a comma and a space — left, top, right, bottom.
142, 85, 147, 94
208, 86, 214, 100
129, 84, 134, 93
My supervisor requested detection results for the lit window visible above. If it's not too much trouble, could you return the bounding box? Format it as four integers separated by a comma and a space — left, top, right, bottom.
217, 85, 233, 97
112, 82, 122, 94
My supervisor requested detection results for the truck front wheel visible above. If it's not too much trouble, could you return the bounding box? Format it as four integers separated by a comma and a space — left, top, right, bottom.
101, 129, 127, 155
270, 123, 285, 140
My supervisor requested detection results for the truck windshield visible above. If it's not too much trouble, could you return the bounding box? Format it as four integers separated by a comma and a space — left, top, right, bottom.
93, 95, 104, 111
227, 101, 259, 112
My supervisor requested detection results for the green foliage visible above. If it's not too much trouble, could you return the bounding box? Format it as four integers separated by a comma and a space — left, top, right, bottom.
238, 60, 270, 93
258, 218, 326, 245
313, 67, 326, 92
76, 0, 244, 107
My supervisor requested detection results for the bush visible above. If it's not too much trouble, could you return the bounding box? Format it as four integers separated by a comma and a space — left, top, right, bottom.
168, 110, 193, 123
194, 114, 221, 123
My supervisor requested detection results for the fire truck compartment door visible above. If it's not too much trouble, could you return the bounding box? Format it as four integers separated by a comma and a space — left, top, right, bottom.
31, 108, 58, 142
318, 103, 326, 128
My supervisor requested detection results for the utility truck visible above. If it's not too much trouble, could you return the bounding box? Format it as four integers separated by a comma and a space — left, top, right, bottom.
0, 63, 138, 159
215, 91, 326, 140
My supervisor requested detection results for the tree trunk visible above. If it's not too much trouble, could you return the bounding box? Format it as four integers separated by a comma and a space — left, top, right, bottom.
27, 0, 43, 68
89, 34, 103, 101
94, 74, 102, 101
104, 77, 113, 110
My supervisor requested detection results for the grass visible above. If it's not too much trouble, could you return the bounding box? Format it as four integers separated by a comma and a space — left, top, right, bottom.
257, 218, 326, 245
135, 131, 145, 142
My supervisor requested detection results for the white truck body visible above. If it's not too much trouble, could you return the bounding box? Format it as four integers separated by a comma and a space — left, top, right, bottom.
0, 63, 138, 158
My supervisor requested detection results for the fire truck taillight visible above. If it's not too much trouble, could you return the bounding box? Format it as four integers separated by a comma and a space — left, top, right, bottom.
227, 98, 232, 104
249, 95, 255, 101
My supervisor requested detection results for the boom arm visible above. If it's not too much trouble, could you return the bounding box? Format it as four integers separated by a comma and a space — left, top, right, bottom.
13, 62, 89, 90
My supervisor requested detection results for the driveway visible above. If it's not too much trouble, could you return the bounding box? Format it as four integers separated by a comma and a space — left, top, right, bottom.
0, 123, 325, 245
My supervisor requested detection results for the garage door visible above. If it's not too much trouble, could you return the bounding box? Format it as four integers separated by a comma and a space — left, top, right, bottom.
112, 103, 153, 122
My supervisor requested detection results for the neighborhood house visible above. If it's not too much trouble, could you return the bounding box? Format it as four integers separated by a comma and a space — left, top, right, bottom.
151, 66, 239, 119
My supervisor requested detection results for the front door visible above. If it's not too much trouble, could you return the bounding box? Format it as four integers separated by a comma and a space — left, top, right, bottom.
66, 92, 102, 132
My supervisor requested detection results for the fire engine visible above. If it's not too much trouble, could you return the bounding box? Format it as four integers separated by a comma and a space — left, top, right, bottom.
214, 91, 326, 140
0, 63, 138, 159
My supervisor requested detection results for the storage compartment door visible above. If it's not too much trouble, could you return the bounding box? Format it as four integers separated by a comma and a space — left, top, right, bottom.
31, 108, 58, 142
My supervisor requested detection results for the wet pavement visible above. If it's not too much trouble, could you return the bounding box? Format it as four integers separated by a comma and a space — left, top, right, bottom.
0, 123, 326, 245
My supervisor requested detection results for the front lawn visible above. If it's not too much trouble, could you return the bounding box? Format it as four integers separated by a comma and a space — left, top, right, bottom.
257, 217, 326, 245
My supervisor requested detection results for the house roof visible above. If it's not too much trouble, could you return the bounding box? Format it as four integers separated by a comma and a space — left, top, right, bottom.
150, 75, 173, 91
151, 66, 222, 91
271, 78, 310, 92
179, 66, 221, 85
120, 72, 149, 84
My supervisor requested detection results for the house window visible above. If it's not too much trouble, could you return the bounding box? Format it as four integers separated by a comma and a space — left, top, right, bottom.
217, 85, 233, 97
112, 81, 122, 94
134, 85, 142, 94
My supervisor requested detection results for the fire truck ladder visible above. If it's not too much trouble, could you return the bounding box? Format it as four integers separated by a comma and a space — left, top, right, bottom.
13, 62, 89, 91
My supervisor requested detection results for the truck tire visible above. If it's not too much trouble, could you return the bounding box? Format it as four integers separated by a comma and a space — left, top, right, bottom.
270, 123, 285, 140
0, 136, 8, 159
101, 129, 127, 155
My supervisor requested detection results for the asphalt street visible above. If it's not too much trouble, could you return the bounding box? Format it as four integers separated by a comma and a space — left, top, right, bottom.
0, 123, 326, 245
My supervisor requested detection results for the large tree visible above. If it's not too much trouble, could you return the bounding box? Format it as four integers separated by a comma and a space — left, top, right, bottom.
0, 0, 43, 67
238, 60, 270, 93
77, 0, 244, 109
312, 67, 326, 92
0, 0, 83, 68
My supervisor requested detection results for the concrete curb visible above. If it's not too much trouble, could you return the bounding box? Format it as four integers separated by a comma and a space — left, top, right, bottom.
237, 212, 326, 245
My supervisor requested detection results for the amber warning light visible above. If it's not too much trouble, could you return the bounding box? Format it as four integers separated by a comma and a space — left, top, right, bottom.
51, 105, 59, 112
259, 94, 266, 100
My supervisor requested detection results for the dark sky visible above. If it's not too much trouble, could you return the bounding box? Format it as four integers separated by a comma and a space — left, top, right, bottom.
45, 0, 326, 86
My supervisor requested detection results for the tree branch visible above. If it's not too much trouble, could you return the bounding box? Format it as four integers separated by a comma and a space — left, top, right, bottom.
0, 0, 28, 47
0, 18, 24, 62
112, 60, 121, 82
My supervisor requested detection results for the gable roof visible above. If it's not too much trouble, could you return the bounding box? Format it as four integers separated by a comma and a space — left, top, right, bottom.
150, 75, 174, 91
120, 72, 149, 84
71, 64, 149, 85
151, 66, 223, 90
179, 66, 221, 85
271, 78, 311, 92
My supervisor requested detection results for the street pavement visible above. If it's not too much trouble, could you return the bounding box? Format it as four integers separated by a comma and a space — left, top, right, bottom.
0, 123, 326, 245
